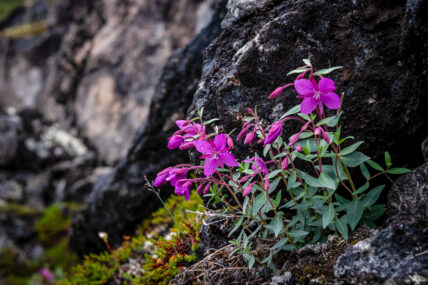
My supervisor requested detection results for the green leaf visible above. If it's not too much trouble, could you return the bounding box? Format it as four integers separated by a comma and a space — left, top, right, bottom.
268, 169, 283, 179
269, 177, 281, 194
280, 104, 301, 119
353, 182, 370, 195
317, 112, 342, 127
288, 229, 308, 238
287, 171, 297, 191
274, 191, 282, 207
362, 185, 385, 207
298, 113, 311, 121
287, 67, 309, 76
348, 199, 363, 231
248, 255, 255, 269
336, 217, 348, 240
314, 66, 343, 75
341, 152, 370, 167
384, 151, 392, 168
228, 215, 244, 237
360, 163, 370, 180
322, 204, 335, 229
204, 118, 219, 125
303, 58, 312, 66
367, 160, 384, 171
335, 193, 351, 206
271, 238, 287, 251
365, 205, 386, 221
298, 171, 323, 188
263, 144, 270, 157
253, 193, 266, 216
319, 172, 337, 190
339, 141, 364, 156
386, 168, 411, 175
265, 215, 283, 237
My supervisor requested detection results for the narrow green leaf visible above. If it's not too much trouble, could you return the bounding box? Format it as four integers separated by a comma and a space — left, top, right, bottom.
322, 204, 335, 229
362, 185, 385, 207
317, 112, 342, 127
341, 152, 370, 167
319, 172, 337, 190
265, 215, 283, 237
384, 151, 392, 168
303, 58, 312, 66
367, 160, 384, 171
268, 177, 281, 194
336, 217, 348, 240
348, 199, 363, 231
253, 193, 266, 216
204, 118, 219, 124
314, 66, 343, 75
288, 229, 308, 238
263, 144, 270, 157
353, 182, 370, 195
360, 163, 370, 180
280, 104, 301, 119
268, 169, 283, 179
339, 141, 364, 156
228, 215, 244, 237
299, 170, 323, 188
386, 168, 411, 175
287, 67, 309, 76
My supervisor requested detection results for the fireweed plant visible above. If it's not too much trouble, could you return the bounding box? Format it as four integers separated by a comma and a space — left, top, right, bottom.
152, 59, 410, 272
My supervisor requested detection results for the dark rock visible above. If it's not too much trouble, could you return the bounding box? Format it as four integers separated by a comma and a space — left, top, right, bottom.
188, 0, 428, 169
197, 215, 233, 258
334, 221, 428, 284
387, 162, 428, 224
422, 137, 428, 162
69, 0, 227, 256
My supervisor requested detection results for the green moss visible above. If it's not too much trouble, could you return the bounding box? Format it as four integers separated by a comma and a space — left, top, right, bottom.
0, 0, 24, 22
0, 202, 40, 217
35, 202, 81, 246
62, 192, 204, 285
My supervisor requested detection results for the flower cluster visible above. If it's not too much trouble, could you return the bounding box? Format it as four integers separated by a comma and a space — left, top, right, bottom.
152, 59, 409, 268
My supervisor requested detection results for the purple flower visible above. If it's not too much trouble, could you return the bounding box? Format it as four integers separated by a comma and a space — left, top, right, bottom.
244, 157, 269, 176
175, 179, 192, 201
168, 135, 184, 149
154, 167, 188, 188
38, 268, 54, 282
193, 134, 239, 177
294, 77, 341, 115
264, 121, 282, 145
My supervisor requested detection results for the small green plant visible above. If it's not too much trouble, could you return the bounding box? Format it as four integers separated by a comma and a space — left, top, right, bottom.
61, 191, 203, 285
153, 59, 410, 272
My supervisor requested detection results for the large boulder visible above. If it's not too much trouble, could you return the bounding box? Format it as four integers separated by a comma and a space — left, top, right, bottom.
0, 0, 214, 164
188, 0, 428, 168
69, 0, 227, 256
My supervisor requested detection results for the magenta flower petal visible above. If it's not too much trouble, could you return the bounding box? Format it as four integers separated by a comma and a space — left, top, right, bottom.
176, 120, 188, 130
294, 79, 314, 96
193, 141, 214, 154
264, 121, 282, 145
168, 135, 184, 149
318, 78, 336, 93
320, 92, 341, 109
300, 98, 318, 114
218, 152, 238, 167
204, 157, 219, 177
214, 134, 228, 150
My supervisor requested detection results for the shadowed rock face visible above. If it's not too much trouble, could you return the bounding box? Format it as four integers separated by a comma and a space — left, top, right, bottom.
0, 0, 211, 164
188, 0, 428, 168
69, 0, 227, 256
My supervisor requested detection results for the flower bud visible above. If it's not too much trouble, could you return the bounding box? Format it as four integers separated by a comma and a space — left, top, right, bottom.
296, 145, 303, 152
281, 157, 289, 170
203, 183, 211, 194
168, 135, 184, 149
179, 142, 194, 150
289, 134, 300, 146
239, 175, 250, 183
264, 177, 270, 191
244, 131, 256, 145
269, 86, 286, 99
227, 135, 234, 149
196, 183, 205, 194
237, 127, 249, 140
264, 121, 282, 145
243, 181, 256, 196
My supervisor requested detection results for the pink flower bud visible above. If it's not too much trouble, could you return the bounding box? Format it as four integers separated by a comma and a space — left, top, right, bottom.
269, 86, 286, 99
315, 127, 330, 144
203, 183, 211, 194
179, 142, 194, 150
296, 145, 303, 152
247, 108, 254, 114
264, 177, 270, 191
38, 268, 54, 282
197, 183, 205, 194
243, 120, 251, 128
227, 135, 234, 149
239, 175, 250, 183
257, 138, 264, 144
243, 181, 256, 196
289, 134, 300, 146
244, 131, 256, 145
281, 157, 289, 170
264, 121, 282, 145
237, 127, 249, 140
168, 135, 184, 149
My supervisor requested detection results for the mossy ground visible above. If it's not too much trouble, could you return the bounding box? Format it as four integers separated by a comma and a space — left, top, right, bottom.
61, 191, 204, 285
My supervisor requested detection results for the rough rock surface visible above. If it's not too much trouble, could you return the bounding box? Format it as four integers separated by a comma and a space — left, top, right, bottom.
0, 0, 213, 164
387, 162, 428, 223
69, 0, 227, 256
188, 0, 428, 168
334, 221, 428, 284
